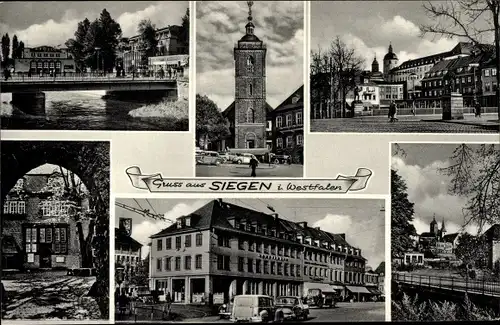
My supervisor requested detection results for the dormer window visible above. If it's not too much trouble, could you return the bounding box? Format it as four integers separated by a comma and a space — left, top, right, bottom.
176, 219, 182, 228
185, 217, 191, 227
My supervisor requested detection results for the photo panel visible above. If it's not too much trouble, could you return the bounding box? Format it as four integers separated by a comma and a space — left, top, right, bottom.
113, 196, 387, 322
1, 140, 110, 322
0, 1, 190, 132
309, 1, 499, 134
390, 142, 500, 321
195, 1, 305, 178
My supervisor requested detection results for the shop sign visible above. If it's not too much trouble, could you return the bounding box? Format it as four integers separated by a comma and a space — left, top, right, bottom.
258, 254, 288, 262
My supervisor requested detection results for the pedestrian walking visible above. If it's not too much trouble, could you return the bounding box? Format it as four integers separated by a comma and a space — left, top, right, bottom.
474, 101, 482, 118
389, 101, 398, 122
164, 291, 172, 317
130, 288, 138, 316
249, 157, 259, 177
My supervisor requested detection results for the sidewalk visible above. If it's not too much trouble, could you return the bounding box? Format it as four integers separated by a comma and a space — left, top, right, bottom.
422, 113, 499, 129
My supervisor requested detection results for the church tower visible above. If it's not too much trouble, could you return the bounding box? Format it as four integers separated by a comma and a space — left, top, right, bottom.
383, 43, 399, 80
430, 214, 438, 235
233, 1, 267, 149
371, 55, 379, 73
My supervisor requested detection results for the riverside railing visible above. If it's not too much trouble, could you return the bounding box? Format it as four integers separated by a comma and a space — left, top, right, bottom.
2, 73, 180, 83
392, 272, 500, 297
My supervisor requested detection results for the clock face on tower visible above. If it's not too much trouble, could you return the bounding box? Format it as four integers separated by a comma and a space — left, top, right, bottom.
119, 218, 132, 236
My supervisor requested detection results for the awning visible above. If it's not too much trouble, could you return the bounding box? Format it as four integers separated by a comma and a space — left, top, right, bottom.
346, 286, 372, 294
367, 288, 382, 295
227, 148, 270, 155
330, 285, 345, 290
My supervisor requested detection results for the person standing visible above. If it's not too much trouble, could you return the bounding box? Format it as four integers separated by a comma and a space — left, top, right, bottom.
474, 101, 482, 118
130, 287, 138, 316
249, 157, 259, 177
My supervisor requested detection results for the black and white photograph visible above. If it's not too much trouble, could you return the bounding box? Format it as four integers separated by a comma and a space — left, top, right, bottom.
391, 142, 500, 321
113, 198, 385, 322
195, 1, 304, 178
310, 0, 499, 133
1, 140, 110, 321
0, 1, 190, 131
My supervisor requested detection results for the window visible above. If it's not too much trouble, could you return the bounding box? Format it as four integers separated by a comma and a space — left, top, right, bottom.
196, 233, 202, 246
264, 260, 269, 274
54, 226, 67, 254
284, 264, 289, 276
248, 84, 253, 96
467, 76, 472, 83
247, 56, 255, 72
296, 265, 301, 277
248, 240, 255, 251
256, 242, 262, 253
277, 138, 283, 149
248, 258, 253, 273
184, 256, 191, 270
485, 69, 490, 77
256, 260, 261, 273
290, 264, 295, 276
41, 200, 72, 217
296, 112, 303, 125
246, 107, 255, 123
217, 235, 230, 247
238, 257, 244, 271
296, 134, 303, 146
185, 217, 191, 227
286, 136, 293, 148
271, 244, 276, 255
238, 239, 245, 250
157, 239, 163, 251
165, 257, 171, 271
3, 201, 26, 214
185, 234, 191, 247
276, 116, 283, 128
175, 236, 181, 249
194, 254, 202, 269
286, 114, 292, 127
217, 255, 230, 271
25, 227, 37, 253
157, 258, 162, 271
277, 263, 283, 275
166, 237, 172, 249
271, 261, 276, 274
485, 82, 491, 92
304, 266, 308, 275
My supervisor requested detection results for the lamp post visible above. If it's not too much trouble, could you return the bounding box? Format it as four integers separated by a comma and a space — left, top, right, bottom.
469, 63, 480, 105
409, 72, 417, 114
94, 47, 101, 76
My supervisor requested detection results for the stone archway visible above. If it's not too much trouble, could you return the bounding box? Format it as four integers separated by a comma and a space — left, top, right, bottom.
1, 140, 110, 319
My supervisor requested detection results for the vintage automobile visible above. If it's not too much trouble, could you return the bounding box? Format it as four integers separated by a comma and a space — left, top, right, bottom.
196, 151, 223, 166
306, 289, 339, 308
270, 154, 291, 165
218, 301, 233, 319
275, 296, 309, 321
232, 153, 258, 164
230, 294, 285, 323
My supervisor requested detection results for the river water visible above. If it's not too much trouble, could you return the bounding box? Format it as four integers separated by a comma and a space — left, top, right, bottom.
0, 91, 188, 131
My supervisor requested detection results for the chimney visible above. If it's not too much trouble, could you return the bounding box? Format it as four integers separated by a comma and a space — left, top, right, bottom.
298, 222, 308, 228
314, 226, 320, 231
218, 198, 223, 204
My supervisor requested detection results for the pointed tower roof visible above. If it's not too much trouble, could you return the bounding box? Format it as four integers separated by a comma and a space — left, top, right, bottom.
240, 1, 261, 42
441, 218, 447, 233
371, 55, 380, 73
430, 214, 437, 225
384, 42, 398, 61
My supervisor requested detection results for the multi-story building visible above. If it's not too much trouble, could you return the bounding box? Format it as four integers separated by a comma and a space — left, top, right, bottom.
481, 56, 498, 108
115, 227, 142, 288
149, 199, 376, 305
14, 46, 76, 74
268, 86, 304, 164
364, 270, 383, 301
2, 167, 90, 271
482, 224, 500, 270
119, 25, 188, 73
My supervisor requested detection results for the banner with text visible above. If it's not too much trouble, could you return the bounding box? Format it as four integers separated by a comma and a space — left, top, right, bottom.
125, 166, 373, 193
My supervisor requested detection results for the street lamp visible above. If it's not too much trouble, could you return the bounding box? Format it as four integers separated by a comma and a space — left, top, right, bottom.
469, 63, 480, 105
94, 47, 101, 75
409, 72, 418, 114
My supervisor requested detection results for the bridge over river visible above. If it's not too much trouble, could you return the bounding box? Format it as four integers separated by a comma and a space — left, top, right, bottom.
392, 271, 500, 313
1, 74, 179, 115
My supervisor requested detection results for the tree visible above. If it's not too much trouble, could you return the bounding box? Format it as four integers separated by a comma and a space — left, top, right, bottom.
391, 169, 417, 259
420, 0, 500, 119
17, 41, 25, 59
130, 258, 149, 287
1, 33, 10, 64
98, 9, 122, 71
311, 36, 365, 118
196, 94, 230, 150
66, 18, 91, 72
180, 7, 190, 51
12, 35, 18, 59
83, 19, 102, 70
455, 232, 489, 267
438, 144, 500, 232
137, 19, 158, 67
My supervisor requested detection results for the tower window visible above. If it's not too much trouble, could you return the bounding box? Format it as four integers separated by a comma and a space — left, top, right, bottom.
246, 107, 255, 123
247, 56, 255, 72
248, 83, 253, 96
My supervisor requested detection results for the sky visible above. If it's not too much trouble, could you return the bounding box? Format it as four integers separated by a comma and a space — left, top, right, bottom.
311, 1, 494, 71
196, 1, 304, 110
391, 143, 499, 237
115, 198, 385, 269
0, 1, 188, 48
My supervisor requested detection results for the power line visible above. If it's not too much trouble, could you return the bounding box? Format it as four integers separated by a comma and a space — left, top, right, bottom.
145, 199, 158, 215
133, 198, 144, 210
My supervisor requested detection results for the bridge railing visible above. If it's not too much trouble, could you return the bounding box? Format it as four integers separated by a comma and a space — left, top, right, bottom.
392, 272, 500, 296
1, 72, 181, 83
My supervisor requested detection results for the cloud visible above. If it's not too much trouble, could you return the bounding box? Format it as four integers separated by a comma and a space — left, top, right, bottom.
196, 1, 303, 109
380, 15, 420, 39
313, 214, 385, 270
0, 2, 187, 48
391, 156, 477, 236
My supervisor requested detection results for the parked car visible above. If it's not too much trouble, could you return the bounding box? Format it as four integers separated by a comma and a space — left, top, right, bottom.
232, 153, 257, 164
306, 289, 338, 308
230, 294, 285, 323
218, 301, 233, 319
271, 154, 291, 165
275, 296, 309, 320
218, 152, 232, 164
196, 151, 223, 166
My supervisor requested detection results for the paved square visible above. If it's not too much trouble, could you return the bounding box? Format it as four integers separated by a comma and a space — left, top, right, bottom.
196, 164, 304, 178
311, 114, 499, 133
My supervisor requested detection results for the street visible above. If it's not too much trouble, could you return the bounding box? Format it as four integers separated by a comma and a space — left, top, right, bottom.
167, 302, 385, 323
1, 271, 100, 320
196, 164, 304, 178
310, 113, 499, 133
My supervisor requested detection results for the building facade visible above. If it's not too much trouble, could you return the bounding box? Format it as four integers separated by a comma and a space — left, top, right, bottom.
269, 86, 304, 164
2, 170, 89, 271
483, 224, 500, 270
481, 57, 498, 108
149, 199, 378, 305
115, 227, 143, 288
14, 46, 76, 74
